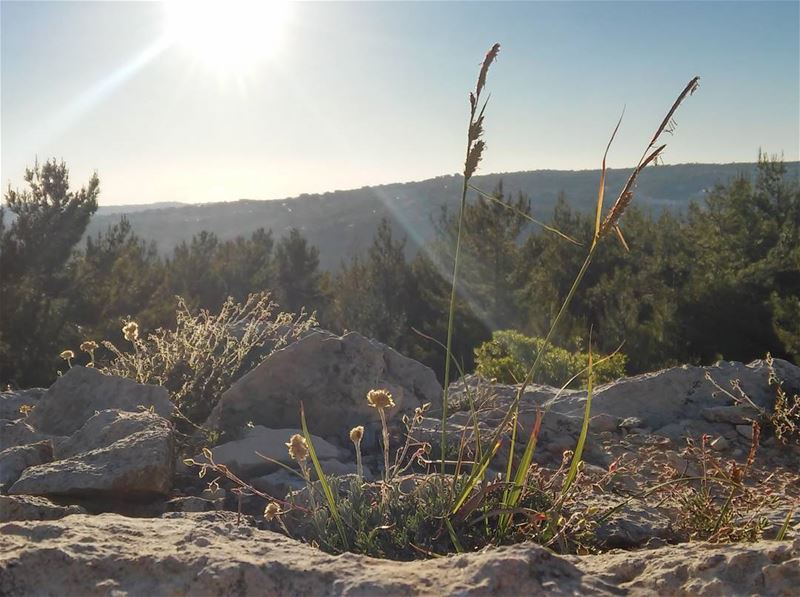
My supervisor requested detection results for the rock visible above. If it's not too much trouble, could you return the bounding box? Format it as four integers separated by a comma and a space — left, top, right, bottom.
0, 419, 51, 452
0, 495, 85, 522
9, 414, 174, 500
0, 388, 45, 420
0, 441, 52, 492
251, 469, 307, 498
53, 409, 164, 459
592, 498, 682, 549
702, 404, 756, 425
589, 413, 619, 433
165, 496, 217, 513
198, 425, 347, 477
1, 513, 798, 596
737, 424, 755, 440
26, 366, 174, 436
205, 330, 441, 442
710, 436, 730, 451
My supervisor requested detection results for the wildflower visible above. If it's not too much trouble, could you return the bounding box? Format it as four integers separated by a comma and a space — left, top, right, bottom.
80, 340, 98, 353
59, 350, 75, 361
264, 502, 281, 521
366, 389, 395, 410
349, 425, 364, 444
122, 321, 139, 342
286, 433, 308, 462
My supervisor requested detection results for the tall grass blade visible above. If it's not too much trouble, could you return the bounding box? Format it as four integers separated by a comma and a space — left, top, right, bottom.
777, 508, 795, 541
499, 408, 543, 534
300, 403, 349, 551
593, 108, 624, 246
450, 437, 503, 515
561, 340, 594, 496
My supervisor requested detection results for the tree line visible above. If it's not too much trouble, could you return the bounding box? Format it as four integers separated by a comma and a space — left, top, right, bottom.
1, 154, 797, 388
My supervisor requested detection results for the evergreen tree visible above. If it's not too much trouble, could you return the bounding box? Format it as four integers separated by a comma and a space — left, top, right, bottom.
273, 228, 328, 315
0, 160, 99, 386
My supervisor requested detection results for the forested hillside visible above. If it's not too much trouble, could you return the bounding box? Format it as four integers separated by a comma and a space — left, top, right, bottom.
85, 161, 800, 271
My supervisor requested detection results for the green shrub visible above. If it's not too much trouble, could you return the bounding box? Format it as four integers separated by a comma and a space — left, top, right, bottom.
474, 329, 626, 388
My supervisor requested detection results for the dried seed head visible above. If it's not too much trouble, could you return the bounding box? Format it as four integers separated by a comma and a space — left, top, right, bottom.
349, 425, 364, 444
264, 502, 281, 521
366, 389, 395, 410
80, 340, 98, 353
59, 350, 74, 360
122, 321, 139, 342
475, 43, 501, 99
464, 139, 485, 180
286, 433, 309, 462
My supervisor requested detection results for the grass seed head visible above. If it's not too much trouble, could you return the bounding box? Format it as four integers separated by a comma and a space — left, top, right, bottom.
264, 502, 281, 521
80, 340, 98, 352
59, 350, 75, 360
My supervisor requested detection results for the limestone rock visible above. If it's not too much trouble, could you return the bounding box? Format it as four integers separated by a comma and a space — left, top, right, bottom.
0, 419, 52, 452
199, 425, 347, 477
1, 513, 798, 596
26, 366, 174, 436
54, 409, 165, 460
0, 388, 45, 420
0, 441, 52, 492
9, 414, 174, 499
205, 330, 441, 442
0, 495, 85, 522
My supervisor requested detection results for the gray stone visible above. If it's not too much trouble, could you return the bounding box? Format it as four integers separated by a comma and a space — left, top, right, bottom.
0, 441, 52, 492
702, 404, 755, 425
736, 424, 755, 440
593, 498, 682, 549
165, 496, 217, 513
0, 419, 52, 452
9, 414, 174, 499
198, 425, 347, 478
0, 495, 85, 522
0, 388, 45, 420
54, 409, 164, 459
204, 330, 441, 442
26, 366, 174, 436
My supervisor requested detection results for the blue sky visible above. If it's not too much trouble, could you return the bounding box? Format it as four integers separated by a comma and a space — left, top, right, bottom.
2, 1, 798, 206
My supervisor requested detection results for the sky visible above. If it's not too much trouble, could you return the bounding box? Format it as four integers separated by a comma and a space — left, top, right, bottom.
1, 1, 798, 207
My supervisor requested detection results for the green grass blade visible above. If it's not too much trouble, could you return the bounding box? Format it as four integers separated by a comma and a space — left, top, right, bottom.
450, 438, 502, 515
593, 108, 624, 246
499, 408, 543, 534
445, 517, 464, 553
300, 403, 349, 551
561, 342, 594, 497
777, 508, 795, 541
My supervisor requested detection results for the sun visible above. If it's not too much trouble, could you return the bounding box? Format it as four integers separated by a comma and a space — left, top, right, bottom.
164, 0, 291, 76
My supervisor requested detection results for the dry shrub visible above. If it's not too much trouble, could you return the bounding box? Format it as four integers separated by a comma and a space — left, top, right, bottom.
102, 292, 315, 427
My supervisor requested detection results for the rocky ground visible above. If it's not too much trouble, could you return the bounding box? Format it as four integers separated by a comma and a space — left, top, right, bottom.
1, 330, 799, 595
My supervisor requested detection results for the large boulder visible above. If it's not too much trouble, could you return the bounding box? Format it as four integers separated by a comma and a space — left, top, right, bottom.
0, 495, 85, 522
0, 441, 53, 492
0, 420, 52, 452
205, 330, 441, 443
53, 409, 165, 460
26, 366, 174, 436
1, 513, 798, 596
197, 425, 347, 477
9, 412, 174, 499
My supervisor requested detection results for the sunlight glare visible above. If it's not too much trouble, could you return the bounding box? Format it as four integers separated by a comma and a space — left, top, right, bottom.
164, 0, 291, 75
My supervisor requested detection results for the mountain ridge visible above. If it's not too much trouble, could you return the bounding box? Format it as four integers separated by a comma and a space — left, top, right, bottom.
82, 160, 799, 271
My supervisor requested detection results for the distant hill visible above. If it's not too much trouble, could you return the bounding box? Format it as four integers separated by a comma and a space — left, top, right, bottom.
84, 161, 800, 271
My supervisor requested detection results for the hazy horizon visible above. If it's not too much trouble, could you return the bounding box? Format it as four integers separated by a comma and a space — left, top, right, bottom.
3, 1, 798, 207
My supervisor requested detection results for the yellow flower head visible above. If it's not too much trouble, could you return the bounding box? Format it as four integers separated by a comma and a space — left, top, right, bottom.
80, 340, 98, 353
264, 502, 281, 521
122, 321, 139, 342
286, 433, 309, 462
366, 389, 395, 410
349, 425, 364, 444
59, 350, 75, 361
